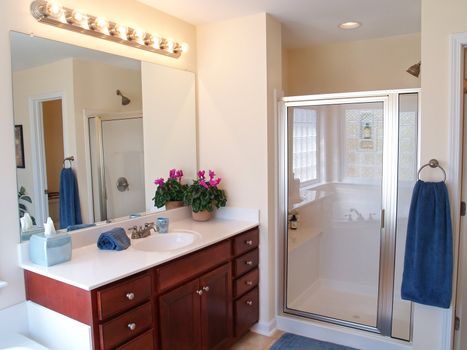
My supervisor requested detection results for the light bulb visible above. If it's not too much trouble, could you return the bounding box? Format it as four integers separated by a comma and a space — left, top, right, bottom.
166, 39, 175, 53
46, 1, 63, 18
92, 17, 108, 32
69, 10, 88, 26
131, 29, 146, 44
180, 42, 189, 53
116, 25, 128, 40
152, 36, 161, 49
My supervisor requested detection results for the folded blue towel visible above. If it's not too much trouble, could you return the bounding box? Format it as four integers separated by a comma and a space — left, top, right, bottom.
67, 223, 96, 232
97, 227, 130, 251
401, 180, 453, 308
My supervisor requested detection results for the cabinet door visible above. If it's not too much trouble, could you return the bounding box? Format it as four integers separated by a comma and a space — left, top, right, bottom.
159, 279, 201, 350
200, 263, 232, 350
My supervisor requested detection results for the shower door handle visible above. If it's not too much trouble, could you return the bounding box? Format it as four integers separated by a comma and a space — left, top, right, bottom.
380, 209, 385, 229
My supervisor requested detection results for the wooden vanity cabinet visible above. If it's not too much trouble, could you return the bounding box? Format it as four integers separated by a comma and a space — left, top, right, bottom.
24, 226, 259, 350
158, 263, 232, 350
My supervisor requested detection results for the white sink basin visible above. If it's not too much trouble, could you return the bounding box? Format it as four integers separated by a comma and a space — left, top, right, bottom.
132, 230, 200, 252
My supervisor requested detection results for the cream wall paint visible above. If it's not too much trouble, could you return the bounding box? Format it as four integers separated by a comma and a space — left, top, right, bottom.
0, 0, 195, 310
141, 62, 197, 212
13, 59, 75, 226
416, 2, 467, 350
197, 13, 282, 328
73, 59, 142, 223
286, 33, 421, 96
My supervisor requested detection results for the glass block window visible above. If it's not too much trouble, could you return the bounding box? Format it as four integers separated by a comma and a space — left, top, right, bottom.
292, 108, 318, 184
398, 111, 417, 181
343, 107, 383, 180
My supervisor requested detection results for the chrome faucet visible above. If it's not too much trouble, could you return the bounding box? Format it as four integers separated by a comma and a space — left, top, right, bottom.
349, 208, 364, 221
128, 222, 154, 239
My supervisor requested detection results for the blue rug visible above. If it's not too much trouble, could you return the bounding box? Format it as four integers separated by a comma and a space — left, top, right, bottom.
270, 333, 359, 350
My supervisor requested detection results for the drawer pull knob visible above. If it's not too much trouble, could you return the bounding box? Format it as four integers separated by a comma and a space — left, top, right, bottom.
245, 240, 253, 245
245, 260, 253, 266
196, 289, 203, 295
246, 300, 253, 306
128, 323, 136, 331
245, 280, 253, 286
202, 286, 210, 292
126, 292, 135, 300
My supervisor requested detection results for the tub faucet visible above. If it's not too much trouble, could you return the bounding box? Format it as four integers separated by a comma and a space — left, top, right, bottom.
349, 208, 364, 221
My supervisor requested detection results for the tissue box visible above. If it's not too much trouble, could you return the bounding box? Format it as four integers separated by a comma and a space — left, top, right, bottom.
29, 233, 72, 266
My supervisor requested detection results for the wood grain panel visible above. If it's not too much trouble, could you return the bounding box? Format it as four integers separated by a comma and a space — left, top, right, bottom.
24, 270, 93, 325
157, 240, 230, 292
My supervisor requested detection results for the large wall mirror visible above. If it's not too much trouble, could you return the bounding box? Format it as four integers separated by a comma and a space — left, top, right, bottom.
10, 31, 197, 241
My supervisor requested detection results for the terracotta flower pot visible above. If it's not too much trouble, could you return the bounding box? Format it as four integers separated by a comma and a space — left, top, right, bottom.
165, 201, 184, 210
192, 210, 213, 222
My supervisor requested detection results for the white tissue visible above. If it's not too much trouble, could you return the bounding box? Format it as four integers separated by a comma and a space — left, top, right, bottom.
21, 213, 33, 231
44, 217, 56, 236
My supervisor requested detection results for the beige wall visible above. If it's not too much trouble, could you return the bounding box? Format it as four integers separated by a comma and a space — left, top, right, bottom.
73, 59, 143, 223
197, 13, 282, 328
415, 1, 467, 349
286, 33, 421, 95
0, 0, 196, 310
13, 58, 75, 225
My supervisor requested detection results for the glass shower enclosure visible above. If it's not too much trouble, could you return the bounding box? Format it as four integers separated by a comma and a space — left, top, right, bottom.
281, 90, 419, 340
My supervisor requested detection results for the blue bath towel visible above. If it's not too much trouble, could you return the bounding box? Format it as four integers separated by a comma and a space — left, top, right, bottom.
97, 227, 131, 251
401, 180, 453, 308
67, 223, 96, 232
59, 168, 82, 229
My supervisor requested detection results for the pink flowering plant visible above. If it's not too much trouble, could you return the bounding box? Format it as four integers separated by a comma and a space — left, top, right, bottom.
183, 170, 227, 213
152, 169, 188, 208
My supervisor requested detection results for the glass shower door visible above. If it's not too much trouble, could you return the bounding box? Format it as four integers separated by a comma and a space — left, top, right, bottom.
285, 98, 389, 332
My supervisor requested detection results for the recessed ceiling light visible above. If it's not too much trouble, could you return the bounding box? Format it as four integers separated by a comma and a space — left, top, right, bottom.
338, 21, 361, 30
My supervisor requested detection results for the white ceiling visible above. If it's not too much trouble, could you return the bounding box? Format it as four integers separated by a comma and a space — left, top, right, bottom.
137, 0, 421, 48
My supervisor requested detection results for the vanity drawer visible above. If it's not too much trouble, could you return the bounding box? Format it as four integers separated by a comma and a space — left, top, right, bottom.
115, 329, 155, 350
99, 302, 153, 350
233, 249, 259, 277
234, 268, 259, 298
157, 240, 230, 292
234, 287, 259, 337
97, 273, 152, 321
233, 228, 259, 256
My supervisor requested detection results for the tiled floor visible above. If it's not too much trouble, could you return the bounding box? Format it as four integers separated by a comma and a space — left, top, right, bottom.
231, 330, 284, 350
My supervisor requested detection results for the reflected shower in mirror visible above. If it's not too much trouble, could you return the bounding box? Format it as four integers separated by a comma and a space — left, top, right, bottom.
10, 31, 197, 240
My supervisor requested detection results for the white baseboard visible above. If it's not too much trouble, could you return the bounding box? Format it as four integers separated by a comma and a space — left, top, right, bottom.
251, 318, 277, 336
276, 315, 412, 350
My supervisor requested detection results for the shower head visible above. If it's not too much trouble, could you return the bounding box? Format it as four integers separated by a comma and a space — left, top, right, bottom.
406, 61, 421, 78
116, 89, 131, 105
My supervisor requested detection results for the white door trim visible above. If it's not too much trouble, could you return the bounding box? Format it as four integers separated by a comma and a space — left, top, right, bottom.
28, 92, 65, 226
451, 33, 467, 350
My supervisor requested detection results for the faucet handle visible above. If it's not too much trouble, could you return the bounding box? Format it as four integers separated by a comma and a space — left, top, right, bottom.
127, 225, 138, 234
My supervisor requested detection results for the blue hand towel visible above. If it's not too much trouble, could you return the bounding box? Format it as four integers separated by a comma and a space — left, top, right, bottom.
67, 223, 96, 232
97, 227, 131, 251
401, 180, 453, 308
59, 168, 82, 229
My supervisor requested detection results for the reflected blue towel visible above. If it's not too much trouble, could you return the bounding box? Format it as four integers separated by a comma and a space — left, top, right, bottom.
401, 180, 453, 308
97, 227, 130, 251
67, 223, 96, 232
59, 168, 82, 229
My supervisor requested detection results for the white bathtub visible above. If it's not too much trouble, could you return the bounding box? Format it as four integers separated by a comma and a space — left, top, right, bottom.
0, 333, 49, 350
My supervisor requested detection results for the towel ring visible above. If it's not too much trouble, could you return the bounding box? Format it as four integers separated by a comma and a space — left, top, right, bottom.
417, 159, 446, 182
63, 156, 75, 168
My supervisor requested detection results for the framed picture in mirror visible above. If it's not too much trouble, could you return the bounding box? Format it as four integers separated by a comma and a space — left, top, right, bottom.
15, 125, 25, 168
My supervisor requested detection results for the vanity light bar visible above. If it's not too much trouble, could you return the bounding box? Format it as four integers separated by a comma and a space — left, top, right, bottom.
30, 0, 188, 58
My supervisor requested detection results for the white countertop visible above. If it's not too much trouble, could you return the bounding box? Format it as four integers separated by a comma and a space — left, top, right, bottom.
19, 208, 259, 291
